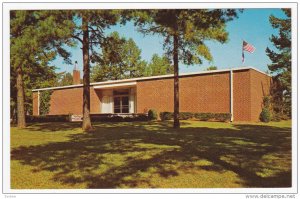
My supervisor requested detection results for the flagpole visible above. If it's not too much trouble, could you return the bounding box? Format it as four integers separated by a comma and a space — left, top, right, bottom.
241, 39, 244, 66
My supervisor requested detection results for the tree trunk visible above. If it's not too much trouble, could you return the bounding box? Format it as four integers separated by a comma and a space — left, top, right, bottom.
16, 66, 26, 128
173, 33, 180, 129
82, 14, 92, 131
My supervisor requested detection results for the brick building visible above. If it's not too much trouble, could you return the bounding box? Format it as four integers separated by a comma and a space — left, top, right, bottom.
32, 67, 271, 122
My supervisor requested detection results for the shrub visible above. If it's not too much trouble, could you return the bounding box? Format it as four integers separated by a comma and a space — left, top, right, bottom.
39, 90, 53, 115
148, 109, 158, 120
260, 108, 271, 122
91, 114, 148, 122
262, 96, 271, 109
260, 95, 273, 123
271, 113, 281, 122
160, 112, 231, 122
194, 113, 213, 121
179, 112, 194, 120
26, 115, 69, 123
213, 113, 231, 122
160, 112, 173, 121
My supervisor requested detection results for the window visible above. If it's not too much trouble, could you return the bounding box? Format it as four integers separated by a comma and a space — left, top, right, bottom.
113, 89, 129, 95
113, 89, 130, 113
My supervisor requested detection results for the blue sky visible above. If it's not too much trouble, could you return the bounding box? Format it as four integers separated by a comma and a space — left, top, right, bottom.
51, 8, 286, 75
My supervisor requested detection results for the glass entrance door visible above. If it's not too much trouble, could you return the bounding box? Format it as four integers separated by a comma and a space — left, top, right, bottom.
114, 96, 129, 113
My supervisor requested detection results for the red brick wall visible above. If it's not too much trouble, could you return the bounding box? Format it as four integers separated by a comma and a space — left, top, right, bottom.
136, 78, 174, 113
91, 89, 102, 113
32, 69, 271, 121
232, 70, 251, 121
250, 69, 271, 121
136, 72, 230, 114
32, 87, 101, 115
48, 87, 82, 115
136, 69, 270, 121
181, 72, 230, 113
32, 92, 38, 115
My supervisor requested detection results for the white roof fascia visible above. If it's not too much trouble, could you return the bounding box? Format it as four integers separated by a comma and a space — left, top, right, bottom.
93, 82, 137, 89
32, 66, 271, 92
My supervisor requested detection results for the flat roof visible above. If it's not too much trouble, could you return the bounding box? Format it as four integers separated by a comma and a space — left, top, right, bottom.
32, 66, 271, 92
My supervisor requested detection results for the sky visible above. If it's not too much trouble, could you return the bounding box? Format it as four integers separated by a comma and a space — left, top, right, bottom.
51, 8, 286, 76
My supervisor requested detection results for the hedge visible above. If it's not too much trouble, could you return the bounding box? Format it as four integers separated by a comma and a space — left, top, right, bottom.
26, 115, 70, 122
26, 112, 231, 123
159, 112, 173, 121
179, 112, 194, 120
160, 112, 231, 122
91, 114, 148, 122
148, 109, 158, 120
26, 113, 149, 123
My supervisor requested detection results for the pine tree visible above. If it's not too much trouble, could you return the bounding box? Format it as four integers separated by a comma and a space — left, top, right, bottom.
10, 10, 74, 128
91, 31, 147, 82
134, 9, 240, 128
145, 54, 173, 76
206, 66, 218, 71
266, 9, 291, 118
69, 11, 120, 131
56, 72, 74, 86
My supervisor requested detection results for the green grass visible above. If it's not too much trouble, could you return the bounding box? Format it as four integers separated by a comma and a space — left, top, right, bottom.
11, 120, 291, 189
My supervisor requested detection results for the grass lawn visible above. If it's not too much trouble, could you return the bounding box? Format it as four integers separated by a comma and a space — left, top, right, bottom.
11, 120, 291, 189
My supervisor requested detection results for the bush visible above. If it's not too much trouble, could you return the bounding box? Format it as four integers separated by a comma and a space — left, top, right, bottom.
91, 114, 148, 122
213, 113, 231, 122
194, 113, 213, 121
26, 114, 149, 123
179, 112, 194, 120
148, 109, 158, 120
260, 108, 271, 122
262, 96, 271, 109
39, 90, 53, 115
26, 115, 69, 123
271, 113, 281, 122
160, 112, 173, 121
160, 112, 231, 122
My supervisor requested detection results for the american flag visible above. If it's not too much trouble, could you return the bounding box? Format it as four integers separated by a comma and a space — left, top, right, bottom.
243, 41, 255, 53
242, 40, 255, 63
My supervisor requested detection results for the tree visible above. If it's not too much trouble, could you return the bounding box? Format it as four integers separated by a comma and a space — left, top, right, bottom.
67, 11, 120, 131
134, 9, 240, 128
206, 66, 218, 71
57, 72, 74, 86
145, 54, 173, 76
10, 10, 74, 128
266, 9, 291, 118
91, 31, 147, 82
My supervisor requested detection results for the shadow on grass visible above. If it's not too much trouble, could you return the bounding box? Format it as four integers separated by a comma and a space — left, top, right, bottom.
11, 121, 291, 188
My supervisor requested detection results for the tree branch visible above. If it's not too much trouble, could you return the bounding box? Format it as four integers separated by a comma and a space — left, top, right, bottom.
72, 35, 83, 44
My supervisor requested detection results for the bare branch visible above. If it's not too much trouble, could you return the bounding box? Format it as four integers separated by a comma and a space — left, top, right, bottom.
72, 35, 83, 44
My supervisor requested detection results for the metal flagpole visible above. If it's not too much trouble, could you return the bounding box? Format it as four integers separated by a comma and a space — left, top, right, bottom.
242, 39, 244, 65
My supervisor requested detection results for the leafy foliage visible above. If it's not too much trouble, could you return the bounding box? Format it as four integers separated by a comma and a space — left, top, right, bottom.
39, 91, 53, 116
145, 54, 174, 76
133, 9, 240, 128
133, 9, 240, 65
260, 108, 271, 123
266, 9, 291, 118
56, 72, 74, 86
148, 109, 158, 120
10, 10, 75, 127
259, 96, 272, 123
206, 66, 218, 71
91, 32, 147, 82
159, 112, 231, 122
69, 10, 122, 130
